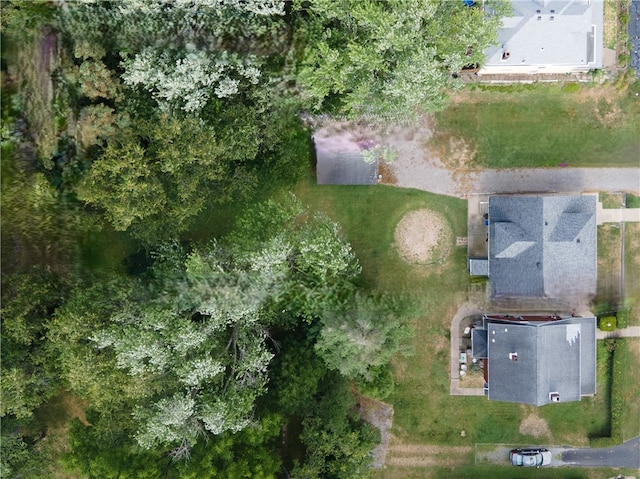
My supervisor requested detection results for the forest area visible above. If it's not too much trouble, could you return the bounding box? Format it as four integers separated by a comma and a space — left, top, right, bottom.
0, 1, 506, 478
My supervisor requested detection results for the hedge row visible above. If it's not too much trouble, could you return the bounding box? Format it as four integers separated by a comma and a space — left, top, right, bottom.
589, 339, 627, 447
616, 308, 629, 329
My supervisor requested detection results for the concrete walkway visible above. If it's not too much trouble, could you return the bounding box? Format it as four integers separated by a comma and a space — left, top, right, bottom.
596, 326, 640, 340
596, 201, 640, 224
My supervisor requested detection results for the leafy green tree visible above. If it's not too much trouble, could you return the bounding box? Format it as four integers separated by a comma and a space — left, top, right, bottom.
294, 0, 509, 120
79, 196, 371, 457
1, 269, 67, 419
176, 414, 281, 479
63, 409, 167, 479
291, 374, 378, 479
268, 337, 326, 415
315, 293, 412, 382
88, 238, 292, 455
0, 0, 55, 38
58, 0, 288, 113
79, 114, 258, 243
0, 420, 52, 479
46, 277, 138, 410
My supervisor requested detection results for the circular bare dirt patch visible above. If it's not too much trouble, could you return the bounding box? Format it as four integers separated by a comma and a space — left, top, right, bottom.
394, 209, 451, 265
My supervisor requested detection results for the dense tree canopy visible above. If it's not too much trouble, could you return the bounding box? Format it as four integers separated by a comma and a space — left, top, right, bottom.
0, 0, 506, 475
48, 197, 408, 460
295, 0, 508, 119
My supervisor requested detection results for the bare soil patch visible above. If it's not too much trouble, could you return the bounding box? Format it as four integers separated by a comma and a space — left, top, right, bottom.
519, 411, 552, 439
357, 396, 394, 468
394, 209, 451, 265
430, 132, 477, 170
385, 434, 472, 468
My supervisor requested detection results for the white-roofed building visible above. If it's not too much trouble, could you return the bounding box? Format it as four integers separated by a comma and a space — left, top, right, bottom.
479, 0, 604, 75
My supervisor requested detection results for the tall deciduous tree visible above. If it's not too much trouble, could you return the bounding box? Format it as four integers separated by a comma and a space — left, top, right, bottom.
79, 114, 259, 243
58, 0, 288, 113
290, 374, 378, 479
79, 196, 402, 459
0, 270, 67, 419
294, 0, 509, 119
315, 293, 412, 382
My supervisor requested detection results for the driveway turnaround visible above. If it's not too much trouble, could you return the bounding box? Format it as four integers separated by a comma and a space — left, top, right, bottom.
561, 436, 640, 469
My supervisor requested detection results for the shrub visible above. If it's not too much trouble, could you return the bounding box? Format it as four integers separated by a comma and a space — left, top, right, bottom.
619, 12, 629, 25
616, 309, 629, 329
626, 193, 640, 208
618, 53, 630, 66
599, 316, 616, 331
589, 339, 626, 447
608, 340, 626, 445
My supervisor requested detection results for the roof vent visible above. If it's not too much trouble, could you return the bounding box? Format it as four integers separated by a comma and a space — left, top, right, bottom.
549, 392, 560, 402
502, 51, 511, 60
550, 16, 555, 21
537, 15, 542, 21
509, 352, 518, 361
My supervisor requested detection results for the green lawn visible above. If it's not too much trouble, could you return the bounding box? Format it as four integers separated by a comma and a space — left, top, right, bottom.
616, 339, 640, 441
626, 193, 640, 209
432, 82, 640, 168
596, 224, 623, 311
294, 176, 469, 299
625, 223, 640, 325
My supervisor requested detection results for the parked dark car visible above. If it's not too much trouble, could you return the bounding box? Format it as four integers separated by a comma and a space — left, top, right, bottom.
510, 448, 552, 467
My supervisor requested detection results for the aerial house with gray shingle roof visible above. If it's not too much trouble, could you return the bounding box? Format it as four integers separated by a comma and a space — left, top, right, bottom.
472, 315, 596, 406
488, 195, 597, 301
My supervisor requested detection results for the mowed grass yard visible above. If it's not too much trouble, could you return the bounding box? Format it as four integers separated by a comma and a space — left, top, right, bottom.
291, 176, 634, 476
625, 222, 640, 326
432, 81, 640, 168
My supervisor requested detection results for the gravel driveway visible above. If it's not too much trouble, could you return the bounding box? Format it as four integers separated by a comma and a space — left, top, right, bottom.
380, 123, 640, 197
387, 149, 640, 197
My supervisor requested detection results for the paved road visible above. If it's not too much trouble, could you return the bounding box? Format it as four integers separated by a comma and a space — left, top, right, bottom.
387, 141, 640, 197
561, 436, 640, 469
476, 437, 640, 469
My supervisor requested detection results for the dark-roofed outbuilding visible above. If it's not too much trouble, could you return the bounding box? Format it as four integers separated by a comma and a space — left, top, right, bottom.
313, 128, 378, 185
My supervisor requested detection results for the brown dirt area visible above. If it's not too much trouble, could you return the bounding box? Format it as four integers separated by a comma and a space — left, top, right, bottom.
358, 396, 394, 468
385, 434, 472, 468
518, 406, 552, 439
394, 209, 451, 265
